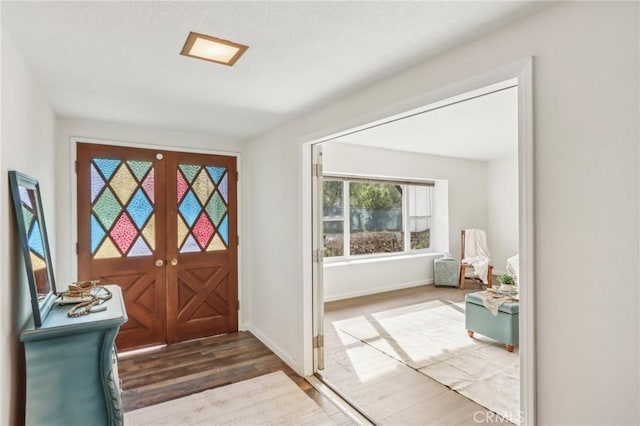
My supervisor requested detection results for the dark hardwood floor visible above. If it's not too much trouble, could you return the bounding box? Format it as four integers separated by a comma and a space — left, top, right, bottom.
118, 331, 353, 425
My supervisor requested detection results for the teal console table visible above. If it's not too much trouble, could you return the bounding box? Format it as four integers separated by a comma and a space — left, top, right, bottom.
20, 285, 128, 426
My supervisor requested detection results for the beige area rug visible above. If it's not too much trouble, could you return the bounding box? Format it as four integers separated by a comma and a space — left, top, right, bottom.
125, 371, 336, 425
336, 299, 520, 423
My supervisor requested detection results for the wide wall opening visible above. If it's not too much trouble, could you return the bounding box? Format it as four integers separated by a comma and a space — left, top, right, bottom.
310, 76, 530, 424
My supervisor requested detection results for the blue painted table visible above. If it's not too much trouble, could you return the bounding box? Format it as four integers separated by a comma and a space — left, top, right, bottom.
20, 285, 128, 426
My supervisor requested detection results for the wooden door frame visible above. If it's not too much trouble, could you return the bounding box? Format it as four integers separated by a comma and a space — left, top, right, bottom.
302, 58, 535, 425
69, 136, 245, 333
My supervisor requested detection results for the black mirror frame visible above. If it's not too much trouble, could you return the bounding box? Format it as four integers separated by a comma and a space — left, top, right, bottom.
9, 171, 57, 327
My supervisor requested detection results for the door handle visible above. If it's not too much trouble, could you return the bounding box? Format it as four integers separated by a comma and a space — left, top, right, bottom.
170, 258, 178, 266
155, 259, 164, 267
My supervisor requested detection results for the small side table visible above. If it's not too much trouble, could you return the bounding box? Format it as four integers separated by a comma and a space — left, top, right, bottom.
20, 285, 128, 426
434, 257, 460, 288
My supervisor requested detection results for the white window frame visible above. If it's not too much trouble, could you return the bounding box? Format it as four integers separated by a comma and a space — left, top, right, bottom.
323, 176, 434, 261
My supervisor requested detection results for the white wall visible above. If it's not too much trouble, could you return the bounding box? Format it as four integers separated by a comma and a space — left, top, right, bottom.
324, 254, 440, 301
1, 29, 57, 425
487, 155, 518, 274
322, 142, 488, 300
246, 3, 639, 424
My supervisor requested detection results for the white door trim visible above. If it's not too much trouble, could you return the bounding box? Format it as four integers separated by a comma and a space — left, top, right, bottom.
301, 57, 535, 425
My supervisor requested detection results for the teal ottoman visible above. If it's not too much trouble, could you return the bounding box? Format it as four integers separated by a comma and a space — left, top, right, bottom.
465, 291, 519, 352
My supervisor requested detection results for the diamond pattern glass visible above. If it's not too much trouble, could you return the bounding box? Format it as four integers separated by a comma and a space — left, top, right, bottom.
110, 213, 137, 253
219, 173, 228, 203
177, 163, 228, 253
19, 187, 33, 209
178, 191, 200, 227
94, 158, 120, 180
90, 164, 105, 203
90, 157, 155, 258
19, 188, 47, 269
142, 169, 155, 203
205, 192, 226, 226
128, 188, 153, 229
28, 220, 45, 257
90, 214, 106, 253
110, 164, 137, 204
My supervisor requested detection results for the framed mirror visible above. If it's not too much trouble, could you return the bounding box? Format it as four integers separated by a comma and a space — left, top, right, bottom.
9, 171, 57, 327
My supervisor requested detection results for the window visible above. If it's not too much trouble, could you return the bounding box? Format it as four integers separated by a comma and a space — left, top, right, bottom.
408, 186, 431, 250
323, 177, 433, 258
322, 180, 344, 257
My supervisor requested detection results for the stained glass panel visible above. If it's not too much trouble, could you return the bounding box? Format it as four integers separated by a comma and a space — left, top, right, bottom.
110, 213, 138, 253
128, 161, 152, 182
28, 220, 45, 257
127, 188, 153, 228
206, 166, 225, 185
205, 192, 226, 226
181, 234, 200, 253
219, 173, 228, 203
142, 169, 155, 202
90, 164, 105, 202
141, 216, 156, 250
192, 169, 215, 205
177, 216, 189, 249
18, 187, 49, 271
22, 208, 34, 232
207, 234, 226, 251
95, 238, 120, 259
178, 191, 200, 227
90, 157, 156, 258
19, 187, 32, 208
178, 163, 229, 253
179, 164, 200, 183
93, 158, 120, 180
93, 188, 122, 229
91, 214, 106, 253
192, 213, 214, 248
111, 164, 137, 204
218, 214, 229, 245
129, 236, 152, 257
30, 252, 46, 270
177, 170, 188, 203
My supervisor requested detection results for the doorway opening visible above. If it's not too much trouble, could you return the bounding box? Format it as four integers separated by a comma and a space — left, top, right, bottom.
308, 62, 534, 425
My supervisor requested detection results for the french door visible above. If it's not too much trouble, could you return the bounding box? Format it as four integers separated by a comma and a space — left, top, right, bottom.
77, 143, 238, 350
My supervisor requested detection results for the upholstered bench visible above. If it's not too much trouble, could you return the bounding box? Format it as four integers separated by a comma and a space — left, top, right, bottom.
465, 291, 519, 352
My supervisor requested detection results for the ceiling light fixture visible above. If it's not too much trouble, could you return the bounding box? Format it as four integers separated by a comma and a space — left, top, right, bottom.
180, 31, 248, 66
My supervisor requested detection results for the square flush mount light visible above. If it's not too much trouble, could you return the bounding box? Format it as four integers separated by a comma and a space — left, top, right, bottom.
180, 31, 248, 66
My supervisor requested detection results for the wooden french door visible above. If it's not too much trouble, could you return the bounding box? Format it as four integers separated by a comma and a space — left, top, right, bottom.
77, 143, 238, 350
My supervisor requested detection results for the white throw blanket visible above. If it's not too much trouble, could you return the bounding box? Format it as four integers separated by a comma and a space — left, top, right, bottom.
462, 229, 491, 284
507, 254, 519, 284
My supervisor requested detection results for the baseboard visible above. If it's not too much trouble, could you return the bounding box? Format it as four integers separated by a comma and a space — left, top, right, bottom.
246, 322, 303, 376
324, 279, 434, 302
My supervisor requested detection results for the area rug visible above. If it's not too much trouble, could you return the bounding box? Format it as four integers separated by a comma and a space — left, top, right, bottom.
125, 371, 336, 425
335, 299, 519, 423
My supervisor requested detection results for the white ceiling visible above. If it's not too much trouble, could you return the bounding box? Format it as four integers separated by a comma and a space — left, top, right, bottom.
334, 85, 518, 161
1, 1, 545, 141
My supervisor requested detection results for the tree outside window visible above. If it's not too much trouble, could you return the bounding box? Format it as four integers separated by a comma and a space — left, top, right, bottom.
349, 182, 403, 255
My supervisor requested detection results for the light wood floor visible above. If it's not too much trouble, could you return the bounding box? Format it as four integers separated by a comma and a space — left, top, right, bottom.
320, 284, 513, 425
118, 331, 355, 425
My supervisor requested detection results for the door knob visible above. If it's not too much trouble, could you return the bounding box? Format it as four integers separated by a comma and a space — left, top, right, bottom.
170, 258, 178, 266
155, 259, 164, 267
